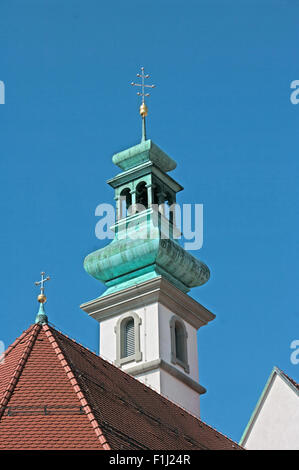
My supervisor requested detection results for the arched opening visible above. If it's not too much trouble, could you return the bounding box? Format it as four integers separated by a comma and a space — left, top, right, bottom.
136, 181, 148, 211
119, 188, 132, 218
152, 185, 160, 206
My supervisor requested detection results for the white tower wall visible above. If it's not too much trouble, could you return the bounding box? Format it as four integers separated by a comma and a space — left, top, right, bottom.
81, 277, 215, 418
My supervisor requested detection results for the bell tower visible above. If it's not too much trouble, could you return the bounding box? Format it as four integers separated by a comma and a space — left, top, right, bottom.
81, 68, 215, 417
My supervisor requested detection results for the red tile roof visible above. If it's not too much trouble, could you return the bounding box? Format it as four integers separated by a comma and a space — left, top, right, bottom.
0, 323, 242, 450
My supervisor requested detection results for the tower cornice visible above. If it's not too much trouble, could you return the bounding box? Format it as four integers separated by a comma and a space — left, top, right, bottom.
80, 276, 215, 329
107, 161, 183, 193
112, 140, 177, 173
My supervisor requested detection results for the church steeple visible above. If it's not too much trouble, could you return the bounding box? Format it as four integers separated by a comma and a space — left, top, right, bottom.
81, 71, 215, 418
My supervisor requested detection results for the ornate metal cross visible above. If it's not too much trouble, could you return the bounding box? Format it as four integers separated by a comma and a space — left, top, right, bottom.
35, 271, 50, 294
131, 67, 155, 104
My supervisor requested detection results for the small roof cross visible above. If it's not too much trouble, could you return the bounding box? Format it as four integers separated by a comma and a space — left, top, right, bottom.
131, 67, 156, 142
35, 271, 50, 295
131, 66, 155, 104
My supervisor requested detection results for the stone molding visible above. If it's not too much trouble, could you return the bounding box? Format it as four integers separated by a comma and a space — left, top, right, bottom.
125, 358, 206, 395
81, 276, 215, 329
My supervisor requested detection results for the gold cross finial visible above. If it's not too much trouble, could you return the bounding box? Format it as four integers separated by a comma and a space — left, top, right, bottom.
131, 66, 155, 116
131, 67, 155, 141
35, 271, 50, 304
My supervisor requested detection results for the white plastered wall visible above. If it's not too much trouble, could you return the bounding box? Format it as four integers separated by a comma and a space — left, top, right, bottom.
244, 373, 299, 450
158, 303, 199, 382
99, 300, 201, 416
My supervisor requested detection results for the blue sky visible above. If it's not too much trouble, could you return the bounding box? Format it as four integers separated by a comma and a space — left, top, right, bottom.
0, 0, 298, 443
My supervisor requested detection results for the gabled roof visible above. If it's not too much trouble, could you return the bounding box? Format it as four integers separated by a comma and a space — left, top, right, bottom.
0, 323, 241, 450
280, 369, 299, 393
240, 366, 299, 446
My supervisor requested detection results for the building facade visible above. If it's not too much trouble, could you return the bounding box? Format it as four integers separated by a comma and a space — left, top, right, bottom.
240, 367, 299, 450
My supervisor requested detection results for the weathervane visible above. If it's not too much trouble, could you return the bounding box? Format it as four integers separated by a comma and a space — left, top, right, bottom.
34, 271, 50, 325
131, 66, 155, 142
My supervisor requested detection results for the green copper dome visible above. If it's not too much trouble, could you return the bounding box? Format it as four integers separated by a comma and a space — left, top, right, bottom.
84, 214, 210, 296
84, 139, 210, 297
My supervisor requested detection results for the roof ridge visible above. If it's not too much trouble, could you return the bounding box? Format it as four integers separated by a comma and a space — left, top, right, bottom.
42, 324, 111, 450
275, 366, 299, 390
2, 324, 35, 360
0, 324, 41, 420
48, 324, 241, 449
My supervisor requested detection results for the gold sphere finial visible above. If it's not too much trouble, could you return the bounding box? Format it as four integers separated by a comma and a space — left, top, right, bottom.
37, 293, 47, 303
140, 102, 148, 117
35, 271, 50, 304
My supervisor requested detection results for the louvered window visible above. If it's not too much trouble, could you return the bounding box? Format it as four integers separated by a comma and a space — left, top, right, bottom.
175, 322, 185, 363
122, 318, 135, 358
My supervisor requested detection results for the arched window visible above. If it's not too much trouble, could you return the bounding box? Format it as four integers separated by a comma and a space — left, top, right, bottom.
122, 317, 135, 358
115, 312, 142, 366
170, 316, 189, 373
175, 321, 185, 363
